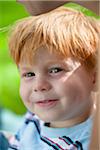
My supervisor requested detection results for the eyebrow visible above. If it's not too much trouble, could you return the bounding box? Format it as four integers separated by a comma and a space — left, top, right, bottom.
18, 65, 33, 71
19, 60, 73, 71
45, 60, 66, 66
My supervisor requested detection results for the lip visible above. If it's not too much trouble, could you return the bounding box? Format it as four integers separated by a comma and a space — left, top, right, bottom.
35, 99, 59, 108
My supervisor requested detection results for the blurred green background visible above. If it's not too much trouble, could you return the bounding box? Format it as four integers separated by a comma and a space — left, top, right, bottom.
0, 1, 29, 114
0, 1, 99, 115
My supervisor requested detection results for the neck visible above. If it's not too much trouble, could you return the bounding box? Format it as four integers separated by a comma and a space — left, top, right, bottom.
50, 105, 93, 128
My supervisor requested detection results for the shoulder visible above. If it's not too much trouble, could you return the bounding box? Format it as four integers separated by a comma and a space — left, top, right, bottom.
9, 111, 42, 150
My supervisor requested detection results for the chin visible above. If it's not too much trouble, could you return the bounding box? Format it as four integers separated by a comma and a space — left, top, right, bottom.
37, 113, 60, 122
38, 115, 52, 122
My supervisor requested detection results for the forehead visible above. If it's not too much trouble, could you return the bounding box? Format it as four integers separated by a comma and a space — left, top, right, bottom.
19, 46, 81, 70
20, 46, 65, 65
35, 46, 65, 59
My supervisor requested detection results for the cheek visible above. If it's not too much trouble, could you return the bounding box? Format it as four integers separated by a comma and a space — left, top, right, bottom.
19, 82, 29, 102
57, 78, 79, 92
56, 77, 87, 99
20, 85, 25, 101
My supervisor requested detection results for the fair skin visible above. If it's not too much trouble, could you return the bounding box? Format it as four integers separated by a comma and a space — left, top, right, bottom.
17, 1, 99, 15
19, 46, 95, 128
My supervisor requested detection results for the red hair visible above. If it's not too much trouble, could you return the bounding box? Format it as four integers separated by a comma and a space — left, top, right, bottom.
9, 7, 99, 70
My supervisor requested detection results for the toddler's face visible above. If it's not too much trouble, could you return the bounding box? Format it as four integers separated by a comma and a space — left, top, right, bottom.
19, 47, 94, 127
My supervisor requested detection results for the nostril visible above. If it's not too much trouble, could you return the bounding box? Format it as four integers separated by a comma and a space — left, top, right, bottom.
34, 87, 48, 92
41, 88, 47, 91
34, 89, 37, 92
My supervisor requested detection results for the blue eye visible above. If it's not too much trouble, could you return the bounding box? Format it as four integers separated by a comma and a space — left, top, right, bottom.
49, 67, 63, 74
23, 72, 35, 78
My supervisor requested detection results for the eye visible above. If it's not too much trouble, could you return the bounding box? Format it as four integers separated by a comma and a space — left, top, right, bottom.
23, 72, 35, 78
49, 67, 63, 74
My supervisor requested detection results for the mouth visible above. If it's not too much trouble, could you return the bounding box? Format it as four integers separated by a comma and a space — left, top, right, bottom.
35, 99, 59, 108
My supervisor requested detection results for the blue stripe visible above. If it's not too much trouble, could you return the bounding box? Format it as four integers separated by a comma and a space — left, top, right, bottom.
62, 136, 83, 149
75, 141, 83, 150
62, 136, 73, 145
9, 145, 18, 150
25, 118, 40, 135
41, 136, 59, 150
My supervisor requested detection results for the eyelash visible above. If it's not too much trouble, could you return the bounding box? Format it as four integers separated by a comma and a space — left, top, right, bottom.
22, 67, 64, 78
48, 67, 63, 74
23, 72, 35, 78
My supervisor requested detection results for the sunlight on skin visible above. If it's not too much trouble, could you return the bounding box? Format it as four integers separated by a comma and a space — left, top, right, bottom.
62, 58, 81, 82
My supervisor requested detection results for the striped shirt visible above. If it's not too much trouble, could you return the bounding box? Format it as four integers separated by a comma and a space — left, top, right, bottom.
8, 112, 93, 150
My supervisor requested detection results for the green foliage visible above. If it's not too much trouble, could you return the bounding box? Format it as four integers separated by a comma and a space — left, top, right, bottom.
0, 1, 28, 114
0, 64, 26, 114
0, 1, 29, 28
0, 2, 99, 114
65, 3, 100, 19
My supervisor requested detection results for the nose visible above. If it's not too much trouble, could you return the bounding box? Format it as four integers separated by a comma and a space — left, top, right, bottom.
33, 77, 52, 92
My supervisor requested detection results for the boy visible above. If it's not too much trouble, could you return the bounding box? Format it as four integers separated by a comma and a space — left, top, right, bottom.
8, 4, 99, 150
